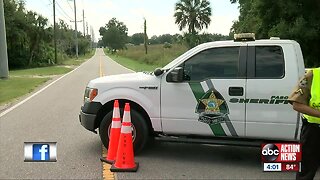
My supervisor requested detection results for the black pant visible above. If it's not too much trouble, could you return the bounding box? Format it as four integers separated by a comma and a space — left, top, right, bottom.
296, 118, 320, 180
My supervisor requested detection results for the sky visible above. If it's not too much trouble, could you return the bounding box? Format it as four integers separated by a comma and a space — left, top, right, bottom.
25, 0, 240, 41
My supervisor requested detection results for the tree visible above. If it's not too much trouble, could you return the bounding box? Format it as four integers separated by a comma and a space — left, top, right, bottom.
230, 0, 320, 67
149, 35, 159, 45
3, 0, 91, 68
99, 18, 128, 51
172, 33, 184, 44
158, 34, 174, 44
199, 33, 230, 42
130, 33, 144, 45
174, 0, 212, 35
26, 11, 51, 65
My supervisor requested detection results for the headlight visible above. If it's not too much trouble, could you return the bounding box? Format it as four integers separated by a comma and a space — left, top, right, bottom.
84, 87, 98, 103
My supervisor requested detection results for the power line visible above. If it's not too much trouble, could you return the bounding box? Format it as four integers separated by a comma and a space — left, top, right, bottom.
55, 0, 73, 20
47, 0, 53, 6
60, 0, 75, 17
66, 0, 73, 12
40, 0, 53, 15
47, 0, 71, 23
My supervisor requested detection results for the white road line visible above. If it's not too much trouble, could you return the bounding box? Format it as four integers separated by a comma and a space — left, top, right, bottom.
0, 53, 96, 118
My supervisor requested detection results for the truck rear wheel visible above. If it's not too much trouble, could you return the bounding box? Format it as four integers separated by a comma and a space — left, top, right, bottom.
99, 108, 149, 154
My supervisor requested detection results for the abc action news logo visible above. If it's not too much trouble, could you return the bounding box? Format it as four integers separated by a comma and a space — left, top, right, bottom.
261, 143, 301, 162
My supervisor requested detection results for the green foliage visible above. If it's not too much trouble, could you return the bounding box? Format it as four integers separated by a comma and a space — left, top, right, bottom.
115, 44, 188, 68
230, 0, 320, 67
106, 53, 158, 72
3, 0, 92, 69
55, 20, 91, 59
163, 42, 172, 49
174, 0, 213, 48
149, 34, 176, 45
174, 0, 212, 34
99, 18, 128, 51
130, 33, 145, 45
62, 49, 95, 66
0, 77, 49, 105
149, 35, 160, 44
10, 66, 72, 76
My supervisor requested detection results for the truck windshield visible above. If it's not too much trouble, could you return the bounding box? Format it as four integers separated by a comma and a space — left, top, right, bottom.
162, 45, 199, 70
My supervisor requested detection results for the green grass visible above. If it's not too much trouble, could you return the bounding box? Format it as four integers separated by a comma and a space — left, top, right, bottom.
104, 44, 188, 71
10, 66, 73, 76
107, 54, 159, 72
1, 50, 95, 106
0, 77, 50, 105
62, 50, 95, 66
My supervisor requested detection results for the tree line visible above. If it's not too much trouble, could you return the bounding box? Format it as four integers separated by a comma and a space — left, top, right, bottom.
230, 0, 320, 67
128, 33, 229, 46
99, 0, 319, 66
98, 18, 229, 51
4, 0, 92, 69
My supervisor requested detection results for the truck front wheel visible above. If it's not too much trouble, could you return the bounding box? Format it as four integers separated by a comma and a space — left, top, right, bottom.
99, 108, 149, 154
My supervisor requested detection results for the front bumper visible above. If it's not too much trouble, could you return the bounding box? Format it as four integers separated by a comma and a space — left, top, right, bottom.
79, 111, 97, 133
79, 101, 102, 133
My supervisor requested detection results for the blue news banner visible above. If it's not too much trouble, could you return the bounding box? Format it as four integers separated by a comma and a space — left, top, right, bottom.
24, 142, 57, 162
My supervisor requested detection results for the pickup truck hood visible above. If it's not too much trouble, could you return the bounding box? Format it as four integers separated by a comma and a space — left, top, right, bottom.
87, 72, 160, 91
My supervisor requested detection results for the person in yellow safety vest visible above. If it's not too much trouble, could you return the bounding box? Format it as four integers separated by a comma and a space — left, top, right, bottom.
288, 67, 320, 180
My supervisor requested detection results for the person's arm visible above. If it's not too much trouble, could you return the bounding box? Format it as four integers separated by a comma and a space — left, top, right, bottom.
292, 102, 320, 118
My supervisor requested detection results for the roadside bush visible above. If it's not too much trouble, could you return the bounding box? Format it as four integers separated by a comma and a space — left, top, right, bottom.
163, 42, 172, 49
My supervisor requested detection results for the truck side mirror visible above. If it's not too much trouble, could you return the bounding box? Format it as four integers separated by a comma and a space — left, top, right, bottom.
166, 67, 184, 82
154, 68, 164, 76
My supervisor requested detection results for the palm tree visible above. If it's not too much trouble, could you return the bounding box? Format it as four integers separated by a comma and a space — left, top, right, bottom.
174, 0, 212, 35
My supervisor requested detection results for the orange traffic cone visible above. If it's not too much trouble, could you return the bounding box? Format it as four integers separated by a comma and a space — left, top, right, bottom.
100, 100, 121, 164
110, 103, 139, 172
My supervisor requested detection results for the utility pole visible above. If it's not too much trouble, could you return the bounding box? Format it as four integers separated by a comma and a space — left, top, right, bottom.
53, 0, 57, 64
73, 0, 78, 58
0, 0, 9, 79
86, 22, 88, 37
144, 18, 148, 54
90, 26, 94, 49
82, 9, 85, 36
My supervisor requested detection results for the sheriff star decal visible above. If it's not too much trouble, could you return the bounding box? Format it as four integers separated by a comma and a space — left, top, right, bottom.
200, 91, 224, 113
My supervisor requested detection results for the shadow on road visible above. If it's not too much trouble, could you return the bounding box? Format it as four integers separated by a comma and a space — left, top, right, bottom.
141, 141, 261, 167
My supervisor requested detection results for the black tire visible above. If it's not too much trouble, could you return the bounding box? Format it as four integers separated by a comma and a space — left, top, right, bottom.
99, 108, 149, 154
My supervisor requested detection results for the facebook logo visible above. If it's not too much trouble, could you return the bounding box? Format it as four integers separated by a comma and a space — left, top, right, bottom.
24, 142, 57, 162
33, 144, 50, 161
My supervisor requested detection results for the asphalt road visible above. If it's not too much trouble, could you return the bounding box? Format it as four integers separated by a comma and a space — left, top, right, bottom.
0, 49, 131, 179
118, 142, 302, 179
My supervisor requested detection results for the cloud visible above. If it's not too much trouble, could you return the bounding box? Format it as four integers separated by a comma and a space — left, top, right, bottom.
207, 15, 238, 35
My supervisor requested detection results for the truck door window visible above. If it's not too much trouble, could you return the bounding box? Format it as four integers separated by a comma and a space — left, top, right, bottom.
183, 47, 240, 81
255, 46, 284, 78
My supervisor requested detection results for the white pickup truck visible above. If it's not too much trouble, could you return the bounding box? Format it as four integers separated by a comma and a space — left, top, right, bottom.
79, 34, 305, 153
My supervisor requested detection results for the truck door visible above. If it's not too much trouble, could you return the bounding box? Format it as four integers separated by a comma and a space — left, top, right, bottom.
245, 44, 299, 140
160, 44, 247, 137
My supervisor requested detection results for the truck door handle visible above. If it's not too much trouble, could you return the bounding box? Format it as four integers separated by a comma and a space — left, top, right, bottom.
229, 87, 244, 96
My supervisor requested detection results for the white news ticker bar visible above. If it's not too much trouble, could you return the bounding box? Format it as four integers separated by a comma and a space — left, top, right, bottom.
263, 163, 282, 172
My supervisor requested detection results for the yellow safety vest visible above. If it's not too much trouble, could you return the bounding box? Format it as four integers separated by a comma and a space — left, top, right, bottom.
303, 68, 320, 124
